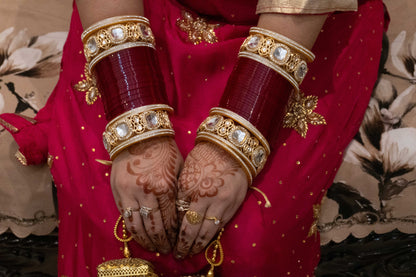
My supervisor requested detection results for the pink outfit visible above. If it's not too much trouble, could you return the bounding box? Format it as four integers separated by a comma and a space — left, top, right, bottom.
0, 0, 387, 276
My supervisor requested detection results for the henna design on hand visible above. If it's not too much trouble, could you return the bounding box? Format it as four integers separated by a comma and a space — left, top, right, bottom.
178, 142, 240, 202
126, 137, 180, 244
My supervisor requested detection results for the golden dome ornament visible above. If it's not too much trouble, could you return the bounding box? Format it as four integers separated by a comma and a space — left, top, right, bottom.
97, 215, 159, 277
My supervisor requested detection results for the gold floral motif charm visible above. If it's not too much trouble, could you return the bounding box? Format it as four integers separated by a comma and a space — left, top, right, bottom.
73, 63, 100, 105
176, 11, 219, 45
283, 90, 326, 138
307, 203, 321, 239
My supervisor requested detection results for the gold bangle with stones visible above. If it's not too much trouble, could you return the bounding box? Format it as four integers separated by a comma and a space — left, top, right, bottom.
239, 27, 315, 91
196, 107, 270, 184
103, 104, 174, 160
81, 15, 155, 73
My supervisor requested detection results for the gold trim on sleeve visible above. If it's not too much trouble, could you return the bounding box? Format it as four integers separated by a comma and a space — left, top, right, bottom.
256, 0, 358, 14
15, 150, 28, 166
0, 118, 19, 133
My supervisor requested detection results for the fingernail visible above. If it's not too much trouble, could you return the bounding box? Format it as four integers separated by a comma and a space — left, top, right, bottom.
175, 254, 183, 260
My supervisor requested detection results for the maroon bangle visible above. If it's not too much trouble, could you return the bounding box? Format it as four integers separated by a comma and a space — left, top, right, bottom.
94, 46, 168, 121
219, 57, 292, 143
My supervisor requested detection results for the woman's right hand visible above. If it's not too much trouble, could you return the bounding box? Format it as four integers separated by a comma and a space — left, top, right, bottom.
110, 137, 183, 254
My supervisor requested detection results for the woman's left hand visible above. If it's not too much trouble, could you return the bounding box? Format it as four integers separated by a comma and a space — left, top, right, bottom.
174, 141, 248, 258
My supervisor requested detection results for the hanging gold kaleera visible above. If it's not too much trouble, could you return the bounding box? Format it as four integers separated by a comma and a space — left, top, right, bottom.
73, 63, 101, 105
97, 215, 158, 277
204, 228, 225, 277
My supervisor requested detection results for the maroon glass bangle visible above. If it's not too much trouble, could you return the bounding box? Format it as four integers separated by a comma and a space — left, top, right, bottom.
94, 46, 168, 121
220, 57, 292, 143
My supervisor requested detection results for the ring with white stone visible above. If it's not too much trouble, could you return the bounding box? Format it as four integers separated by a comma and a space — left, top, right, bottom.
205, 216, 222, 226
123, 207, 139, 219
196, 107, 270, 182
239, 27, 315, 91
103, 104, 175, 160
139, 206, 158, 219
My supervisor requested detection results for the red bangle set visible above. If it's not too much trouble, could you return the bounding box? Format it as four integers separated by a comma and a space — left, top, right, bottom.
219, 57, 292, 143
94, 46, 168, 121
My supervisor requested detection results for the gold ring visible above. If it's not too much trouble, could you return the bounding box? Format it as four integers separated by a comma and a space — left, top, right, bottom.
205, 216, 222, 226
185, 210, 204, 225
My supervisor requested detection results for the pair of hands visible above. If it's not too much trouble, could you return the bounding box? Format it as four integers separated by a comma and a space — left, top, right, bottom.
110, 137, 248, 258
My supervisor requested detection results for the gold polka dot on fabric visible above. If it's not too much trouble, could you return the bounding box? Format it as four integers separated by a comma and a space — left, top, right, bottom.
302, 240, 306, 243
98, 114, 102, 118
103, 219, 106, 223
234, 224, 238, 229
81, 126, 85, 130
156, 253, 160, 257
88, 233, 92, 238
80, 204, 83, 207
68, 212, 71, 216
75, 243, 78, 248
279, 180, 283, 185
86, 266, 89, 270
91, 186, 95, 190
252, 243, 256, 247
272, 220, 276, 224
102, 257, 106, 261
231, 260, 235, 264
257, 201, 262, 206
287, 272, 291, 275
187, 54, 191, 59
312, 76, 316, 80
310, 192, 313, 196
281, 234, 285, 238
292, 196, 296, 200
221, 66, 225, 70
296, 215, 299, 219
61, 255, 64, 259
282, 142, 287, 146
82, 162, 85, 166
92, 148, 96, 152
296, 161, 301, 165
187, 130, 191, 134
55, 156, 59, 160
105, 173, 109, 177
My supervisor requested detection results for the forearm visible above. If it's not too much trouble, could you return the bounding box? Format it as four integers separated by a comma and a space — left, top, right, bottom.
76, 0, 144, 28
257, 13, 327, 49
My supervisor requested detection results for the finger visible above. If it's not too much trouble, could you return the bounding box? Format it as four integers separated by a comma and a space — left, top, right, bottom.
174, 206, 206, 259
189, 206, 224, 255
139, 202, 172, 254
159, 194, 179, 247
122, 201, 156, 252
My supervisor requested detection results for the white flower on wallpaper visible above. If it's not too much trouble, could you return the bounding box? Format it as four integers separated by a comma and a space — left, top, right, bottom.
390, 30, 416, 83
0, 27, 67, 78
0, 92, 4, 113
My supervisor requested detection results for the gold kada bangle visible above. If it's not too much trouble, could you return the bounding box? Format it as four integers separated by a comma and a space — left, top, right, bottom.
196, 108, 270, 184
239, 27, 315, 91
103, 104, 175, 160
81, 15, 155, 73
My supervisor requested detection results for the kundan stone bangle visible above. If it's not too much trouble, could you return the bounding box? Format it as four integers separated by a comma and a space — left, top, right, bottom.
239, 27, 315, 91
81, 15, 155, 73
103, 104, 174, 160
196, 108, 271, 184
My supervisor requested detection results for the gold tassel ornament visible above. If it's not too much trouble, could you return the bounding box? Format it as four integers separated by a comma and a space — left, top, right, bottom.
97, 215, 158, 277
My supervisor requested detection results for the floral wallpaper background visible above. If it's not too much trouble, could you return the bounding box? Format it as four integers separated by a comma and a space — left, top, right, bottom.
319, 0, 416, 244
0, 0, 70, 237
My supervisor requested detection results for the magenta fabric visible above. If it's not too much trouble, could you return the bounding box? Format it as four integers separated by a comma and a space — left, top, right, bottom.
0, 0, 387, 276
